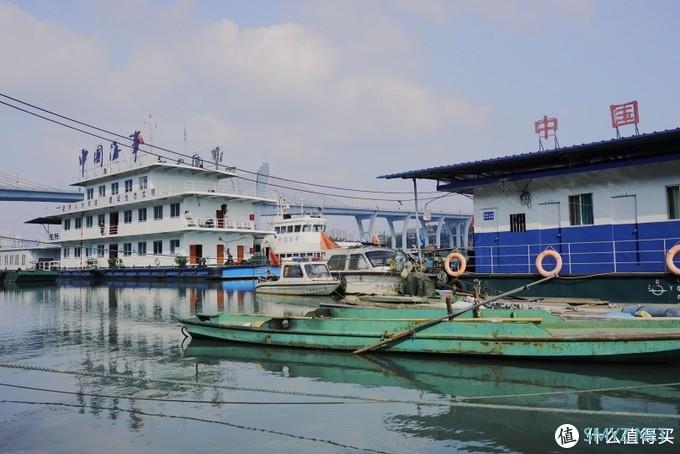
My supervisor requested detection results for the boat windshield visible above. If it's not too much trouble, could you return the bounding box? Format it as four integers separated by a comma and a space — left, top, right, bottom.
365, 250, 396, 267
282, 264, 303, 278
304, 263, 331, 278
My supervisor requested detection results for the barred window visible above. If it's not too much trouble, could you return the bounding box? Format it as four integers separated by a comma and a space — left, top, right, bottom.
509, 213, 526, 233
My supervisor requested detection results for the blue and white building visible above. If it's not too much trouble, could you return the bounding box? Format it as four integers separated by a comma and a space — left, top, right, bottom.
381, 129, 680, 300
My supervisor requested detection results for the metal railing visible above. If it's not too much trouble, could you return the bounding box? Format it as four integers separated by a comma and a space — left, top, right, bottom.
475, 236, 680, 274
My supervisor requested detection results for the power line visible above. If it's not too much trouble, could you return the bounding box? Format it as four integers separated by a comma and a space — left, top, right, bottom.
0, 92, 440, 196
0, 98, 444, 203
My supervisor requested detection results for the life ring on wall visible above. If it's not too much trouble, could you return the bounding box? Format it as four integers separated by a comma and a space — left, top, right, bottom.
444, 252, 467, 278
665, 245, 680, 276
535, 249, 562, 277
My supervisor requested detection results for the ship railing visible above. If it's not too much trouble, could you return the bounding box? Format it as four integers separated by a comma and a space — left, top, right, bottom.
476, 236, 680, 274
57, 217, 260, 242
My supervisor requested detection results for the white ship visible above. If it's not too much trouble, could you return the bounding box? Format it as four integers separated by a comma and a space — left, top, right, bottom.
30, 152, 276, 269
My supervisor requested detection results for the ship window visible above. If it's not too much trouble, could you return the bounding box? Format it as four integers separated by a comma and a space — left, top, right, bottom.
274, 227, 280, 234
139, 176, 148, 190
85, 216, 93, 228
170, 239, 180, 253
63, 248, 70, 258
64, 219, 71, 230
124, 210, 132, 223
294, 225, 301, 232
111, 182, 119, 195
123, 243, 132, 256
327, 255, 347, 271
153, 240, 163, 255
124, 179, 133, 193
170, 203, 180, 218
287, 226, 293, 233
97, 245, 105, 257
348, 254, 370, 270
86, 188, 94, 200
667, 185, 680, 219
98, 185, 106, 197
302, 225, 311, 232
305, 263, 331, 278
313, 225, 323, 232
74, 218, 82, 229
74, 247, 81, 258
138, 208, 147, 222
282, 264, 303, 278
509, 213, 526, 233
568, 193, 593, 226
366, 250, 396, 267
137, 242, 146, 256
154, 205, 163, 220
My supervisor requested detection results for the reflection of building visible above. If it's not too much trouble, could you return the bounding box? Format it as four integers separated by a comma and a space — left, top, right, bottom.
30, 154, 276, 268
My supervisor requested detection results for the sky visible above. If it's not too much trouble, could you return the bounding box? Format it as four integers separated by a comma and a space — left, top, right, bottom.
2, 0, 680, 239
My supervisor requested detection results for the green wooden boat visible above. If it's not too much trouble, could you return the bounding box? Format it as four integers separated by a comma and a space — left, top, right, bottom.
180, 305, 680, 360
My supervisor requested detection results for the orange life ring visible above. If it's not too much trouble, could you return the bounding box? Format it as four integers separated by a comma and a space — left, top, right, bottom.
666, 245, 680, 276
444, 252, 467, 278
535, 249, 562, 277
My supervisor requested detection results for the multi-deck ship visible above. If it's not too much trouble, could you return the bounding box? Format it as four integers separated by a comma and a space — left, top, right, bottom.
29, 153, 276, 277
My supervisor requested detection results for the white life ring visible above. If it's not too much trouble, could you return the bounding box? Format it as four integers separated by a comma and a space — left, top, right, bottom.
535, 249, 562, 277
666, 245, 680, 276
444, 252, 467, 278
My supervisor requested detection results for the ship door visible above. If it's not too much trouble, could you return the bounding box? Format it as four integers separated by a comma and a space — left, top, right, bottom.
109, 212, 119, 235
216, 209, 225, 228
189, 244, 202, 265
216, 244, 224, 265
539, 202, 562, 252
237, 245, 244, 263
611, 194, 639, 269
109, 244, 118, 259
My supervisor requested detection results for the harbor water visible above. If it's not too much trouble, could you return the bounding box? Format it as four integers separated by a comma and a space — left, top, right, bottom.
0, 281, 679, 453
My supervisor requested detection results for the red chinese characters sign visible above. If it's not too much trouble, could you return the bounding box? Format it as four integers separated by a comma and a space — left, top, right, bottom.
610, 100, 639, 128
534, 115, 558, 139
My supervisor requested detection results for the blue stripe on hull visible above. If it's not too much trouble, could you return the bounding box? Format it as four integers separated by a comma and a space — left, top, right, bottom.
221, 266, 280, 280
475, 219, 680, 274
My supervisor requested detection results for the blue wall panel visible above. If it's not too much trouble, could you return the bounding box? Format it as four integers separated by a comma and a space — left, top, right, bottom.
475, 220, 680, 274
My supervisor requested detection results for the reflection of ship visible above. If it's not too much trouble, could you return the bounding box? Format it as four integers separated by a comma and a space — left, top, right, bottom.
184, 341, 680, 452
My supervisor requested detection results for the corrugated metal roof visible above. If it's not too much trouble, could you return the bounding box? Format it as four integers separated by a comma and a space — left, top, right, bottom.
378, 127, 680, 180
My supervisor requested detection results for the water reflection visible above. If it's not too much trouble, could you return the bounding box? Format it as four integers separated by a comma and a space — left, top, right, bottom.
1, 282, 679, 453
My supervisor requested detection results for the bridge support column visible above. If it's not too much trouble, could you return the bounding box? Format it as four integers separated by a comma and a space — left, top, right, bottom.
386, 218, 397, 249
435, 217, 445, 249
401, 215, 410, 249
355, 216, 366, 241
462, 217, 473, 251
367, 213, 378, 242
420, 218, 430, 247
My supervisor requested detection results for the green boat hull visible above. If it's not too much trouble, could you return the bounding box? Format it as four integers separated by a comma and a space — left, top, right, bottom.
181, 306, 680, 360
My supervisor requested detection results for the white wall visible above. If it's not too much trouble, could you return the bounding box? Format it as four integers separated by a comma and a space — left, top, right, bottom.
473, 160, 680, 233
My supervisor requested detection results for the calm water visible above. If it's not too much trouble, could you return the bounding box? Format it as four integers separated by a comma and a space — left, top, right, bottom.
0, 281, 679, 453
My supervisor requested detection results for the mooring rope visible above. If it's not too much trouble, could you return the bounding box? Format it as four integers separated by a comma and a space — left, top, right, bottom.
1, 399, 389, 454
1, 362, 679, 419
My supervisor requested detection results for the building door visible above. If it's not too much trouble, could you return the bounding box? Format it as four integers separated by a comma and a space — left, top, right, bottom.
109, 212, 119, 235
611, 194, 639, 269
189, 244, 202, 265
237, 245, 244, 263
216, 244, 224, 265
539, 202, 562, 251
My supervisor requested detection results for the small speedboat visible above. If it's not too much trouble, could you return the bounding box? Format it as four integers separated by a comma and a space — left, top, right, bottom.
255, 260, 340, 296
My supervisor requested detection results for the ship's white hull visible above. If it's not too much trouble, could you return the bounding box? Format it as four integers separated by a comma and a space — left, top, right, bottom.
255, 281, 340, 296
341, 272, 402, 295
